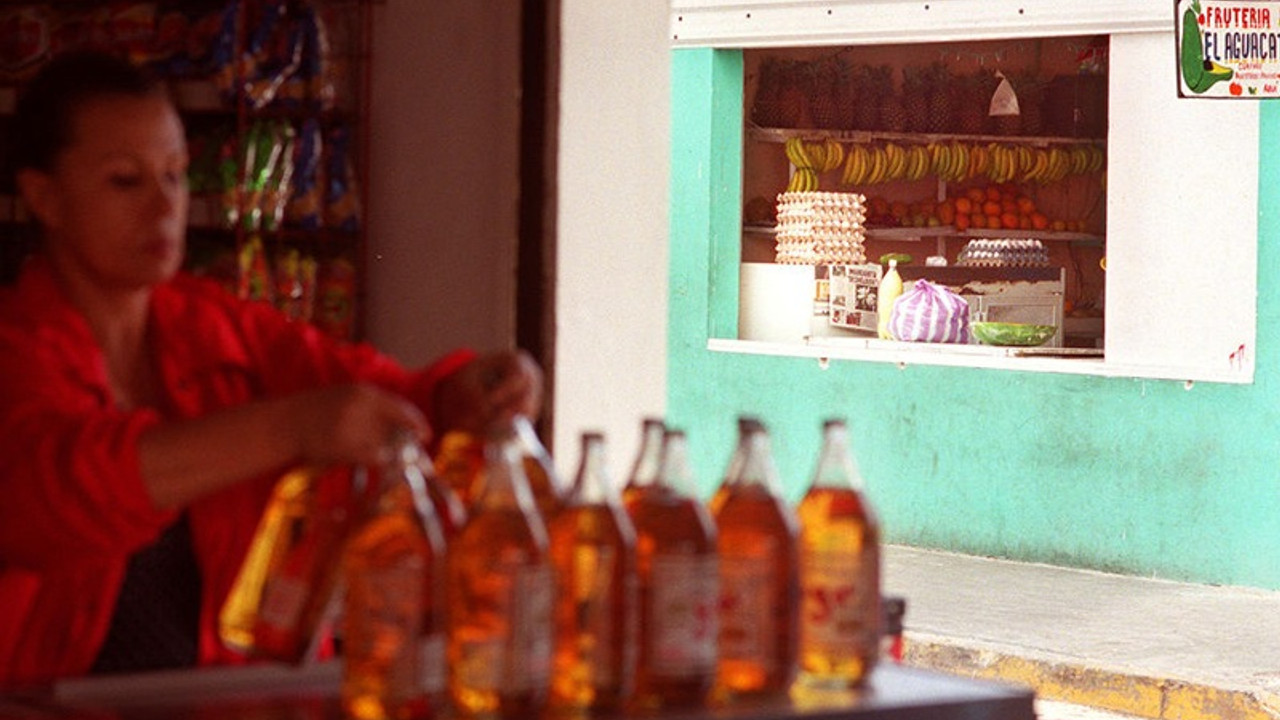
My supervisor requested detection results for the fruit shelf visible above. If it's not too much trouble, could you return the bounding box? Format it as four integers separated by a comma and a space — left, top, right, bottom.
743, 224, 1104, 245
747, 125, 1106, 148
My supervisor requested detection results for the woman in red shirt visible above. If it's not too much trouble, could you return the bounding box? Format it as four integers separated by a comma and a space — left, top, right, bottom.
0, 52, 541, 686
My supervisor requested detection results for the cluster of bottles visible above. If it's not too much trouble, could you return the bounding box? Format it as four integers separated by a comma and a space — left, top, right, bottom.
218, 414, 885, 720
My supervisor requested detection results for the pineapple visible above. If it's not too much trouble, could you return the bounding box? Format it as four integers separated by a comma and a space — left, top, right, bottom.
873, 66, 906, 133
902, 65, 929, 133
777, 60, 812, 129
955, 71, 994, 136
1017, 72, 1045, 136
750, 57, 785, 128
808, 57, 841, 130
925, 61, 954, 134
834, 56, 857, 130
852, 64, 880, 131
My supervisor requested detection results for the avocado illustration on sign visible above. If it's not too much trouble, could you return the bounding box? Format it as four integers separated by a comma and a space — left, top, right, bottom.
1181, 0, 1234, 94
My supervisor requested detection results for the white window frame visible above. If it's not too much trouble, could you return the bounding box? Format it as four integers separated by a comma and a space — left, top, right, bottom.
676, 0, 1259, 384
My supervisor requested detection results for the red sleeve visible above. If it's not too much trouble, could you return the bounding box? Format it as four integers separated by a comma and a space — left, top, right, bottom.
0, 340, 176, 570
211, 282, 478, 434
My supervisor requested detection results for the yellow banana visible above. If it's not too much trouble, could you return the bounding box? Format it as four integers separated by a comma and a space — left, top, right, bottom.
826, 140, 845, 172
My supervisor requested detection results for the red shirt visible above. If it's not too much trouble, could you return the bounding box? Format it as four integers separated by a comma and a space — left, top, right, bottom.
0, 258, 474, 687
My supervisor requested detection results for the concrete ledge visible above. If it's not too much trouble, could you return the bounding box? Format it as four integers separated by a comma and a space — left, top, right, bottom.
903, 633, 1280, 720
883, 545, 1280, 720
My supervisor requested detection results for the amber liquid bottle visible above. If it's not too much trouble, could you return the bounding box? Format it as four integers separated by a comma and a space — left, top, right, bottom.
626, 429, 719, 713
342, 437, 448, 720
795, 419, 882, 690
708, 416, 762, 515
621, 417, 665, 508
548, 432, 638, 714
220, 465, 361, 663
434, 416, 565, 521
447, 422, 554, 718
713, 421, 800, 699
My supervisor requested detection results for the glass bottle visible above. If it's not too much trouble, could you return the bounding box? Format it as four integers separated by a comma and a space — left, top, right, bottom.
621, 417, 665, 509
548, 432, 638, 714
513, 414, 568, 521
712, 421, 800, 698
708, 415, 764, 515
342, 436, 448, 720
447, 421, 554, 718
433, 430, 486, 510
795, 419, 882, 689
436, 417, 566, 522
220, 464, 361, 663
626, 429, 719, 712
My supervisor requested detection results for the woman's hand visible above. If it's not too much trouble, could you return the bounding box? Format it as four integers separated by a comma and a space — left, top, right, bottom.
434, 349, 543, 435
288, 383, 430, 468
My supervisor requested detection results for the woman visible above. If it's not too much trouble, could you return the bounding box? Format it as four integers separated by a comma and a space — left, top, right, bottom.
0, 52, 540, 686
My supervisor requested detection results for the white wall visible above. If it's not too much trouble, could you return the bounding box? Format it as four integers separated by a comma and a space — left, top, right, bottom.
367, 1, 521, 367
554, 2, 671, 479
366, 1, 671, 481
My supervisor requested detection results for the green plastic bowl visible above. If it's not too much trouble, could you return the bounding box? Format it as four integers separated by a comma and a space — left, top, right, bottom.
971, 322, 1057, 347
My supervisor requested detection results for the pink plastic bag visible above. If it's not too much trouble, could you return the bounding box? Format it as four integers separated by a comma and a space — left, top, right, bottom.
887, 280, 970, 343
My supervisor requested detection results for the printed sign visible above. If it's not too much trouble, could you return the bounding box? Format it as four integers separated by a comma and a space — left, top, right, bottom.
1177, 0, 1280, 97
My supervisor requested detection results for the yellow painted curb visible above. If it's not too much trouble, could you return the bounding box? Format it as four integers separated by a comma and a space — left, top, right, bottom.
903, 634, 1280, 720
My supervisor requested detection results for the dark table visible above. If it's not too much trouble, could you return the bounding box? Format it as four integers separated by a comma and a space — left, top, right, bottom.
1, 662, 1035, 719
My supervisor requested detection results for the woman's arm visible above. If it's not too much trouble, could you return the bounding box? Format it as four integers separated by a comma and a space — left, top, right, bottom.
139, 382, 428, 510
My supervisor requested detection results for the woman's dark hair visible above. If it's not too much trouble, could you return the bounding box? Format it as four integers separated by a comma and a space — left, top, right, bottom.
12, 51, 167, 172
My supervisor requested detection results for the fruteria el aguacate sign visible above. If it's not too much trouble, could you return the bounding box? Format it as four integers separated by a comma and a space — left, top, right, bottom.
1178, 0, 1280, 97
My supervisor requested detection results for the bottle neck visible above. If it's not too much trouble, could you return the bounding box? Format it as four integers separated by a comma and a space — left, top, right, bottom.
478, 433, 539, 513
658, 431, 697, 497
811, 422, 866, 491
628, 419, 665, 489
737, 428, 784, 495
571, 434, 617, 506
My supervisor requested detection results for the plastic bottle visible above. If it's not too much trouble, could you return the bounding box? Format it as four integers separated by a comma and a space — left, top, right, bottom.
447, 420, 554, 718
548, 432, 639, 713
711, 420, 800, 698
342, 436, 448, 720
795, 419, 882, 690
877, 259, 903, 340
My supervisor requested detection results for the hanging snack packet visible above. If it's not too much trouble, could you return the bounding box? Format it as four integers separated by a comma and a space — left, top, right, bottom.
324, 124, 361, 233
237, 235, 275, 305
274, 246, 304, 321
287, 119, 324, 230
315, 257, 356, 341
0, 7, 50, 82
263, 121, 296, 233
243, 1, 304, 110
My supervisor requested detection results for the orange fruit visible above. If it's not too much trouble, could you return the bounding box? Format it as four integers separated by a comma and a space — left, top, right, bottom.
966, 187, 986, 204
985, 187, 1001, 202
971, 213, 987, 229
1017, 197, 1036, 214
1031, 212, 1049, 230
954, 197, 972, 215
955, 213, 972, 231
1001, 212, 1020, 229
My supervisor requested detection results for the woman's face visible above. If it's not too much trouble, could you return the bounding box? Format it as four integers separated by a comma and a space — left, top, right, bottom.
24, 93, 189, 291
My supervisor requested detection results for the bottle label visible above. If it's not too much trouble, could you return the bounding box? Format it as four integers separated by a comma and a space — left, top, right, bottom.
351, 562, 427, 701
418, 632, 446, 695
511, 564, 554, 690
719, 554, 775, 668
574, 545, 617, 684
258, 574, 308, 631
649, 553, 718, 677
800, 548, 879, 658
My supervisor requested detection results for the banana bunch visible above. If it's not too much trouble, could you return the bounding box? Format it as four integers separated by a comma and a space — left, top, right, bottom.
788, 136, 1106, 191
783, 137, 844, 192
929, 141, 971, 183
841, 142, 931, 186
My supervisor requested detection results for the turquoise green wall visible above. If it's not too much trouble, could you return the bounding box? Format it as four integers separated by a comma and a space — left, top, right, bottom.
667, 48, 1280, 590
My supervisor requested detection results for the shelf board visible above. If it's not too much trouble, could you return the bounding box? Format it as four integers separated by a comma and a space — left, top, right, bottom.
746, 124, 1106, 147
744, 223, 1104, 244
